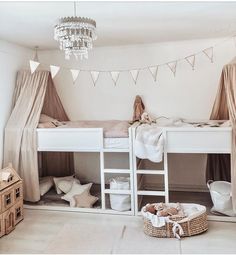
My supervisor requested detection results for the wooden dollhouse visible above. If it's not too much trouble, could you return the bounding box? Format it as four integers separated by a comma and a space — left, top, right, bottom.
0, 164, 23, 237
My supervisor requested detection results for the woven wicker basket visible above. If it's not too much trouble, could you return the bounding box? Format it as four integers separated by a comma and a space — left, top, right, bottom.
142, 203, 208, 239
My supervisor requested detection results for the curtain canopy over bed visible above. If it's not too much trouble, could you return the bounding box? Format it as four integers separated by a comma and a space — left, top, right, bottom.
206, 62, 236, 212
4, 70, 74, 202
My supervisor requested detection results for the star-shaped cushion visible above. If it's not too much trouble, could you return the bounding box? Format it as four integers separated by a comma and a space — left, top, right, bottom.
73, 190, 99, 208
61, 181, 92, 207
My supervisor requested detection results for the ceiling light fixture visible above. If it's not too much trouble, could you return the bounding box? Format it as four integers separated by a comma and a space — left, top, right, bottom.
54, 1, 97, 60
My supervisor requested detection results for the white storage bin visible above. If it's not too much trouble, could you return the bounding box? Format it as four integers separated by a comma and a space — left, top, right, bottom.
207, 180, 236, 216
109, 177, 131, 211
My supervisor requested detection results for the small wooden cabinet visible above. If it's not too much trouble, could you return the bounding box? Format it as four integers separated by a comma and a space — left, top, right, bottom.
0, 164, 23, 237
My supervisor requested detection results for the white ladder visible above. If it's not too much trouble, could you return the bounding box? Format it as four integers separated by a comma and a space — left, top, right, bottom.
132, 128, 169, 215
100, 127, 135, 215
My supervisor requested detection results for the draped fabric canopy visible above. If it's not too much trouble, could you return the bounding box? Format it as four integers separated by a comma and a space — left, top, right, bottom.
206, 62, 236, 212
4, 70, 74, 202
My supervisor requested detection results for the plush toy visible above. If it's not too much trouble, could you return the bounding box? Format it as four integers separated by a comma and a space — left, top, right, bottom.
140, 112, 153, 124
157, 207, 179, 217
132, 95, 145, 122
154, 202, 181, 217
145, 203, 157, 214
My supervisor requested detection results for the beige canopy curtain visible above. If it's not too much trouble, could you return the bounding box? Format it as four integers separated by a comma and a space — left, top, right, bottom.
206, 62, 236, 212
39, 73, 74, 177
4, 70, 74, 202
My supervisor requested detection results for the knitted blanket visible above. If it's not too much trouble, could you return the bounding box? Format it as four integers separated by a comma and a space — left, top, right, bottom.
134, 124, 164, 163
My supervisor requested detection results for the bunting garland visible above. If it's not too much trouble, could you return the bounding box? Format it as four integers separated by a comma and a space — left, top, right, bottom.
110, 71, 120, 85
130, 69, 140, 84
90, 71, 100, 86
70, 69, 80, 83
167, 61, 177, 76
185, 55, 196, 70
50, 65, 60, 79
148, 66, 158, 82
203, 47, 214, 63
29, 60, 40, 74
25, 34, 236, 86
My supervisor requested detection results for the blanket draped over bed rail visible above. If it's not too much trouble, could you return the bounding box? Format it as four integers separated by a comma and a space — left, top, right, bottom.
3, 70, 74, 202
206, 62, 236, 212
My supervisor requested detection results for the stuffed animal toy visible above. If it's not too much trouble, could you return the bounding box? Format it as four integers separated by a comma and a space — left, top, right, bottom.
145, 203, 157, 214
132, 95, 145, 122
140, 112, 153, 124
157, 207, 179, 217
154, 202, 181, 217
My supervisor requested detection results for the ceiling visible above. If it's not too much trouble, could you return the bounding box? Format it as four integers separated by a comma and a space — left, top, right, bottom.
1, 1, 236, 50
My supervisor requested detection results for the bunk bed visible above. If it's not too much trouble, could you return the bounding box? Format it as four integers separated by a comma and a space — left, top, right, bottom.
131, 121, 232, 216
35, 120, 135, 215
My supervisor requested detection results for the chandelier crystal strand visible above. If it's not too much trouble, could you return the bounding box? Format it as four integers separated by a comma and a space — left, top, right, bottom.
54, 2, 97, 60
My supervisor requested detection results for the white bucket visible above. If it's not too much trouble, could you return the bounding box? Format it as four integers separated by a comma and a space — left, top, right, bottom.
207, 180, 236, 216
109, 177, 131, 211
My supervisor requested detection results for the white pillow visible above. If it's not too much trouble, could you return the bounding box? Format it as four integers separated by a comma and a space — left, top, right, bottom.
39, 176, 54, 196
58, 179, 80, 194
61, 181, 92, 207
53, 175, 78, 194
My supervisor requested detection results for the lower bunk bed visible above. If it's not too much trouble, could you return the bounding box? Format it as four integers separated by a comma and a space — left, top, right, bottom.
25, 120, 135, 215
131, 119, 234, 221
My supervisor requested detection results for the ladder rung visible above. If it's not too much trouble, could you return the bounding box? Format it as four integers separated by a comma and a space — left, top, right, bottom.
137, 190, 165, 196
103, 169, 131, 174
104, 189, 131, 195
136, 170, 165, 175
103, 148, 130, 152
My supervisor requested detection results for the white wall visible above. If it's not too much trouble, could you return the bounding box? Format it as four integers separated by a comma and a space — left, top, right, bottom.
0, 40, 32, 168
39, 37, 235, 190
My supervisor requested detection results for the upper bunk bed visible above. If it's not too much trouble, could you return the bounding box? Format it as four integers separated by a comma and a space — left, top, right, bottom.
132, 118, 232, 154
37, 120, 132, 152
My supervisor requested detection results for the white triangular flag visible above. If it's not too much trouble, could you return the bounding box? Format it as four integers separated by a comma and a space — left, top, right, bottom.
203, 47, 213, 63
130, 69, 139, 84
70, 69, 80, 84
110, 71, 120, 86
50, 65, 60, 79
90, 71, 100, 86
167, 61, 177, 76
185, 55, 195, 70
29, 60, 40, 74
149, 66, 158, 82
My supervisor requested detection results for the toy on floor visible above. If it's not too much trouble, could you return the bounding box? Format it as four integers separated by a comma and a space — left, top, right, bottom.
145, 202, 183, 218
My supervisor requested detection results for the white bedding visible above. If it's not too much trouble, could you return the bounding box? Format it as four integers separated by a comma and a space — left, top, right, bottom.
56, 120, 130, 138
104, 138, 129, 149
135, 124, 164, 162
134, 118, 231, 163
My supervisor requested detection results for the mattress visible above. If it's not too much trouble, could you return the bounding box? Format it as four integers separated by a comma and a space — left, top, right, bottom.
104, 138, 129, 149
56, 120, 130, 138
155, 117, 231, 128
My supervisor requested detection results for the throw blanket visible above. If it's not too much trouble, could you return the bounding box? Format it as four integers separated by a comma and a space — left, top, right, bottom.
135, 124, 164, 162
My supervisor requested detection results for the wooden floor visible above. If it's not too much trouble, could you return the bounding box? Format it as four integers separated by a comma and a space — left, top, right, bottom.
0, 209, 236, 254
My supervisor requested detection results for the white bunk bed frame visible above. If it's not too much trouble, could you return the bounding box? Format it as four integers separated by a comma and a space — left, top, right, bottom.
131, 125, 234, 221
26, 127, 135, 215
26, 124, 235, 221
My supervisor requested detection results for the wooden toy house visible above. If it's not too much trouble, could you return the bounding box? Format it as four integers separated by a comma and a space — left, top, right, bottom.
0, 164, 23, 237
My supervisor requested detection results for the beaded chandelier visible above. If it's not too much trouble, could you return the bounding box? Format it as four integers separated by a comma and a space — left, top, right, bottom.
54, 2, 97, 60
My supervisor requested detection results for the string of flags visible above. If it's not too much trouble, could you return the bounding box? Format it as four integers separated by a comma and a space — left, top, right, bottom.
29, 36, 235, 86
